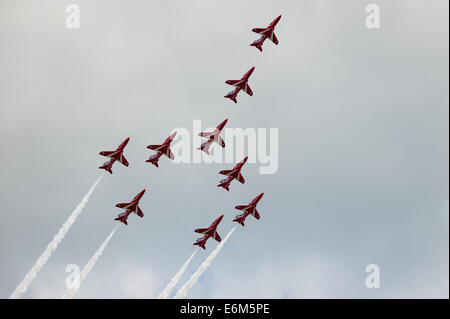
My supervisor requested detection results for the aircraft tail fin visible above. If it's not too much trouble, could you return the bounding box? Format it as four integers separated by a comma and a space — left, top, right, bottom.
217, 182, 230, 191
146, 155, 159, 167
114, 215, 128, 225
197, 144, 210, 155
233, 217, 245, 227
224, 93, 237, 104
250, 41, 263, 52
99, 164, 113, 174
193, 241, 206, 250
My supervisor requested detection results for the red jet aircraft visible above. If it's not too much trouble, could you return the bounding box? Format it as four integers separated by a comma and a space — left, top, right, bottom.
114, 189, 146, 225
198, 119, 228, 155
233, 193, 264, 226
224, 67, 255, 103
250, 15, 281, 52
217, 156, 248, 191
146, 132, 177, 167
98, 137, 130, 174
193, 215, 224, 250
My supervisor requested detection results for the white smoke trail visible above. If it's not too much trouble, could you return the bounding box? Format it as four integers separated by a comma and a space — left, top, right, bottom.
173, 227, 236, 299
157, 250, 197, 299
62, 226, 118, 299
9, 174, 104, 299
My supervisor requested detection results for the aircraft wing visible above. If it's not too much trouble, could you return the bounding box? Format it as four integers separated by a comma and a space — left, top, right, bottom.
216, 136, 225, 148
219, 169, 234, 176
165, 147, 175, 159
269, 32, 279, 45
100, 150, 116, 157
147, 144, 163, 151
199, 131, 214, 138
195, 228, 209, 234
212, 231, 221, 242
252, 27, 269, 35
243, 84, 253, 96
252, 208, 260, 219
226, 80, 241, 86
237, 173, 245, 184
133, 206, 144, 217
116, 202, 131, 209
118, 154, 129, 166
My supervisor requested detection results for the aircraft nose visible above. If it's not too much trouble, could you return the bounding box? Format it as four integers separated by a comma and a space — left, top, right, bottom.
217, 119, 228, 130
137, 189, 146, 197
120, 137, 130, 147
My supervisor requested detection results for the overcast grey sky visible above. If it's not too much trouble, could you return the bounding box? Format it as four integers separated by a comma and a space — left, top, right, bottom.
0, 0, 448, 298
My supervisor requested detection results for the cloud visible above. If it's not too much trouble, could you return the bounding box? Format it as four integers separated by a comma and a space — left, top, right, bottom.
0, 0, 448, 299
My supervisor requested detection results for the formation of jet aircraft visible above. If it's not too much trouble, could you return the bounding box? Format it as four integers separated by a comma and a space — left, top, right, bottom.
224, 15, 281, 103
97, 15, 279, 246
193, 15, 280, 246
192, 192, 264, 248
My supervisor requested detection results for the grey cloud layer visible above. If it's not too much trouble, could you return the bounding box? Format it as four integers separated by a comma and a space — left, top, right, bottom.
0, 0, 448, 298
